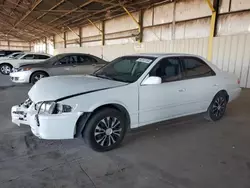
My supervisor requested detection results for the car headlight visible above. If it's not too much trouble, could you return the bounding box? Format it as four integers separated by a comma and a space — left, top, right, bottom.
35, 101, 72, 114
18, 67, 32, 72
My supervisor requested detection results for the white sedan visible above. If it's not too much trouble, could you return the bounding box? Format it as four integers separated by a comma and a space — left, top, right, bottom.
11, 53, 241, 151
0, 52, 51, 75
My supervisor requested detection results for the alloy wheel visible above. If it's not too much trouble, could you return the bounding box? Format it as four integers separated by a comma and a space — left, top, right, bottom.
212, 96, 226, 118
94, 117, 122, 147
34, 74, 45, 82
1, 65, 11, 74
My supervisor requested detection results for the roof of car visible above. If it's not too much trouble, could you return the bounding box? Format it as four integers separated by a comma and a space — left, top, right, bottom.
22, 52, 52, 56
56, 53, 88, 55
130, 53, 199, 58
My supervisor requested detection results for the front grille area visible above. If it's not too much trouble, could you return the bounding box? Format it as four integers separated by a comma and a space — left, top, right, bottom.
12, 68, 18, 72
11, 77, 19, 81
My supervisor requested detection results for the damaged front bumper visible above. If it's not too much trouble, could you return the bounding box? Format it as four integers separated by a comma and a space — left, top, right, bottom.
11, 99, 83, 140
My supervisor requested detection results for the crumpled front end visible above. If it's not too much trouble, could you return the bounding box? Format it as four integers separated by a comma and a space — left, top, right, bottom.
11, 98, 82, 140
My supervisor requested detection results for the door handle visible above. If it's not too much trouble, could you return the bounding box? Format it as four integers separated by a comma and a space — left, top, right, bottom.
72, 64, 77, 67
92, 64, 96, 67
213, 84, 219, 87
178, 88, 186, 92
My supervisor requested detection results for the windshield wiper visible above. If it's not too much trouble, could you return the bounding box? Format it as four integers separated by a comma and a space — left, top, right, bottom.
94, 74, 114, 80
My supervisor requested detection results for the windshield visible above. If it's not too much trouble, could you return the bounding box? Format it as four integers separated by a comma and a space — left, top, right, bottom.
10, 53, 23, 58
14, 53, 25, 59
94, 56, 156, 83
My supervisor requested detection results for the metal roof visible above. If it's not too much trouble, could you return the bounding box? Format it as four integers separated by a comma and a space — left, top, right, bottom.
0, 0, 172, 41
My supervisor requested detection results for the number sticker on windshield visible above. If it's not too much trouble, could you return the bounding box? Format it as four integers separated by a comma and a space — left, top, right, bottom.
136, 58, 153, 64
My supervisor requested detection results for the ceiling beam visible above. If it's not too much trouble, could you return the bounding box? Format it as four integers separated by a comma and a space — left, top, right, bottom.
47, 0, 94, 25
9, 0, 23, 16
6, 0, 43, 35
6, 0, 27, 9
0, 31, 30, 41
0, 10, 56, 36
55, 0, 151, 28
29, 0, 65, 23
33, 9, 99, 13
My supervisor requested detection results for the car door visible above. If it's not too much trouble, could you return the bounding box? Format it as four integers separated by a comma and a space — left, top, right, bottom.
76, 55, 104, 75
179, 56, 219, 113
139, 57, 187, 126
48, 55, 78, 76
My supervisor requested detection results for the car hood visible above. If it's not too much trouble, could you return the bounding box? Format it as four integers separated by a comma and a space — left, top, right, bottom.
28, 75, 127, 103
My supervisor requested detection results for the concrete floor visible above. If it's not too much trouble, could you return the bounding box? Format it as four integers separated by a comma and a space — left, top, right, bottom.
0, 75, 250, 188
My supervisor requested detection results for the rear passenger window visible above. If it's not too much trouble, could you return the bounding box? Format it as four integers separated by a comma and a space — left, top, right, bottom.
54, 55, 77, 65
34, 55, 50, 59
22, 54, 34, 59
78, 55, 97, 64
181, 57, 215, 79
150, 57, 182, 83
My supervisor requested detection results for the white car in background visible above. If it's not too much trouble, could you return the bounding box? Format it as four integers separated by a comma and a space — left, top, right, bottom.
0, 52, 24, 60
11, 53, 241, 152
0, 52, 52, 75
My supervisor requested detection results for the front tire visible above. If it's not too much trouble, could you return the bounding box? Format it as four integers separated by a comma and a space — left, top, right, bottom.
83, 108, 127, 152
30, 71, 48, 84
205, 92, 228, 121
0, 63, 12, 75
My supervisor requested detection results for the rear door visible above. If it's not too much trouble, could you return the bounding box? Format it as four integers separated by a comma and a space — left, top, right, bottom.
179, 56, 219, 113
76, 55, 104, 75
48, 55, 78, 76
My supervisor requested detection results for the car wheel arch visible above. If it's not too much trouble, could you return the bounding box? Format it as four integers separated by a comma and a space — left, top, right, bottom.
74, 103, 131, 138
29, 71, 49, 83
215, 90, 229, 102
0, 62, 13, 68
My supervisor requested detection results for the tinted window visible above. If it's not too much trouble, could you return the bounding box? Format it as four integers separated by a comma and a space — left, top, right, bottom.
34, 55, 50, 59
22, 54, 34, 59
54, 55, 77, 65
14, 54, 25, 59
94, 56, 156, 83
181, 57, 215, 79
78, 55, 97, 64
12, 53, 23, 57
150, 57, 182, 83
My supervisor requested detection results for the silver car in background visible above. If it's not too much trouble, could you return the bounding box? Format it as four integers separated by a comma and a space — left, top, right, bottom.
10, 53, 107, 84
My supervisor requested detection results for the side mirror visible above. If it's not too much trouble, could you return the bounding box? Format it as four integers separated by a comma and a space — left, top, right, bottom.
142, 76, 162, 85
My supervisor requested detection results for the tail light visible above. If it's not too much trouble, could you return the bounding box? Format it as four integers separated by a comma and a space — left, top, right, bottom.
237, 78, 240, 85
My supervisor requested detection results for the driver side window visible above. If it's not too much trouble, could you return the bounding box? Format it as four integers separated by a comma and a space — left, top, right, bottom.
150, 57, 182, 83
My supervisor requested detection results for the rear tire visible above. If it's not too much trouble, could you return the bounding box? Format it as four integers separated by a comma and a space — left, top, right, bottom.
30, 71, 48, 84
205, 92, 228, 121
83, 108, 127, 152
0, 63, 12, 75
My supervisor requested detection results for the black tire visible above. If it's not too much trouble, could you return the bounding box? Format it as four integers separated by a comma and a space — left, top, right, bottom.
205, 92, 228, 121
83, 108, 127, 152
0, 63, 12, 75
30, 71, 48, 84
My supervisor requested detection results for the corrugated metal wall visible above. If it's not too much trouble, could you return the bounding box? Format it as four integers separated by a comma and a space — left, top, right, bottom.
54, 33, 250, 88
212, 34, 250, 88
